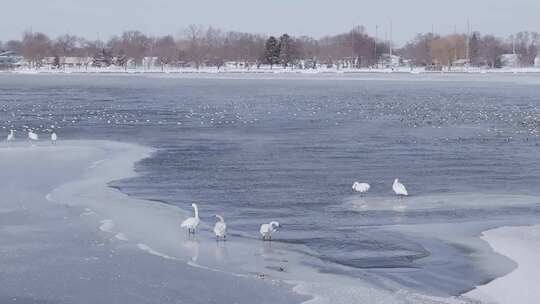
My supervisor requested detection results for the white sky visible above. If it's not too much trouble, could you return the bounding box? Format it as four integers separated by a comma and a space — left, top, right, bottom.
2, 0, 539, 46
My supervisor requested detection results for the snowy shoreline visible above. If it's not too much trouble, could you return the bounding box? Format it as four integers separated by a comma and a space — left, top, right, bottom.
3, 66, 540, 76
465, 225, 540, 304
0, 141, 306, 304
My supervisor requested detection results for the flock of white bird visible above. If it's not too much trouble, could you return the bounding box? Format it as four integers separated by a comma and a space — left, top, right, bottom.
181, 203, 281, 242
5, 129, 58, 144
352, 178, 409, 198
5, 127, 408, 242
182, 178, 408, 241
353, 179, 409, 197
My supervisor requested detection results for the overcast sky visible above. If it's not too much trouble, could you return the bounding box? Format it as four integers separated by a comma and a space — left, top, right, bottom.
2, 0, 540, 45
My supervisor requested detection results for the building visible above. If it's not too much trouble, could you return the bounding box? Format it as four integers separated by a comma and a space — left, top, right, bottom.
378, 54, 401, 68
500, 54, 519, 68
453, 59, 470, 67
0, 51, 23, 69
535, 55, 540, 67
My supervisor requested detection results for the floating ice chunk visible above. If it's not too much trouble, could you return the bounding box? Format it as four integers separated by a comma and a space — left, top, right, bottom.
99, 219, 114, 232
115, 233, 128, 241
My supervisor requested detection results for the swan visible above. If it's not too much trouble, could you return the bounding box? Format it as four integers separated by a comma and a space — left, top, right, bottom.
260, 221, 280, 241
6, 130, 14, 142
392, 178, 408, 197
181, 203, 200, 234
51, 132, 57, 144
352, 182, 370, 194
28, 130, 38, 142
213, 215, 227, 241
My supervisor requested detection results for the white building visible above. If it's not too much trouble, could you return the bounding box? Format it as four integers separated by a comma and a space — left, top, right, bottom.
500, 54, 519, 68
378, 54, 401, 68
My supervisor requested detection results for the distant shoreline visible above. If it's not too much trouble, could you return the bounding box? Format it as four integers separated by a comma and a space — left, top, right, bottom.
3, 66, 540, 76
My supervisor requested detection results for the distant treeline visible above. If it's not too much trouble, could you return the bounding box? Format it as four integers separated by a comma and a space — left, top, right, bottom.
1, 25, 539, 68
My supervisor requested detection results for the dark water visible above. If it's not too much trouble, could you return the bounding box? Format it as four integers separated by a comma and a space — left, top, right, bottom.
1, 73, 539, 296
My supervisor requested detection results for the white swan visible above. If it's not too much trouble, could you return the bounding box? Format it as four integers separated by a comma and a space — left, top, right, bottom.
28, 130, 38, 142
352, 182, 370, 193
260, 221, 280, 241
392, 178, 408, 197
51, 132, 57, 144
213, 215, 227, 241
181, 203, 200, 234
6, 130, 14, 142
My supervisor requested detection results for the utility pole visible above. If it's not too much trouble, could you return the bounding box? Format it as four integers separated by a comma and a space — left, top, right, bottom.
375, 25, 379, 67
389, 20, 393, 57
351, 26, 355, 68
466, 19, 470, 63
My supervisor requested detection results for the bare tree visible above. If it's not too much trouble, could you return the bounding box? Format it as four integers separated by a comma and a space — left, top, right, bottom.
480, 35, 505, 68
54, 34, 79, 57
399, 33, 435, 66
21, 31, 51, 68
185, 25, 206, 69
119, 31, 150, 66
153, 35, 178, 70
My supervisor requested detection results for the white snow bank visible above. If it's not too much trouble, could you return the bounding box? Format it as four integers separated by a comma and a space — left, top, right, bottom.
465, 225, 540, 304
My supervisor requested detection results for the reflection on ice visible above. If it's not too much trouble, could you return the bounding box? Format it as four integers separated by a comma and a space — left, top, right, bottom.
343, 192, 540, 213
213, 241, 229, 262
183, 239, 200, 263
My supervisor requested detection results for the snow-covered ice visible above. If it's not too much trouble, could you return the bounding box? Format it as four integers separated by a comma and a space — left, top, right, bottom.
466, 225, 540, 304
0, 138, 538, 304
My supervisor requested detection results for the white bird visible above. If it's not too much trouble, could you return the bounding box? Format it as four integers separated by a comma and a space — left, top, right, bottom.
181, 203, 200, 234
392, 178, 408, 197
51, 132, 57, 144
6, 130, 14, 142
213, 215, 227, 241
28, 130, 38, 142
260, 221, 280, 241
352, 182, 370, 194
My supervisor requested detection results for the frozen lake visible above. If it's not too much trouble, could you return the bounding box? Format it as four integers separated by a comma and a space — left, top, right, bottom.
0, 73, 539, 303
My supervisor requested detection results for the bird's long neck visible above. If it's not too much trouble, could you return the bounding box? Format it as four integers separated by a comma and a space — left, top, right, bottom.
193, 205, 199, 218
217, 215, 224, 222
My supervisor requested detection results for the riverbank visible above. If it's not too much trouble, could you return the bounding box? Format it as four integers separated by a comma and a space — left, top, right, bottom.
3, 66, 540, 75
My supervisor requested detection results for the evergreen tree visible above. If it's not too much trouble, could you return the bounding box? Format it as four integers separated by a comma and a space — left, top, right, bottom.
469, 32, 481, 66
263, 36, 280, 68
52, 55, 61, 69
279, 34, 292, 67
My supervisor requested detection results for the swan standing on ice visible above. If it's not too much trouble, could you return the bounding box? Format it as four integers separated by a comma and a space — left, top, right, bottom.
181, 203, 200, 234
352, 182, 370, 194
51, 132, 57, 145
260, 221, 280, 241
392, 178, 408, 198
6, 130, 14, 143
28, 130, 38, 144
213, 215, 227, 241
